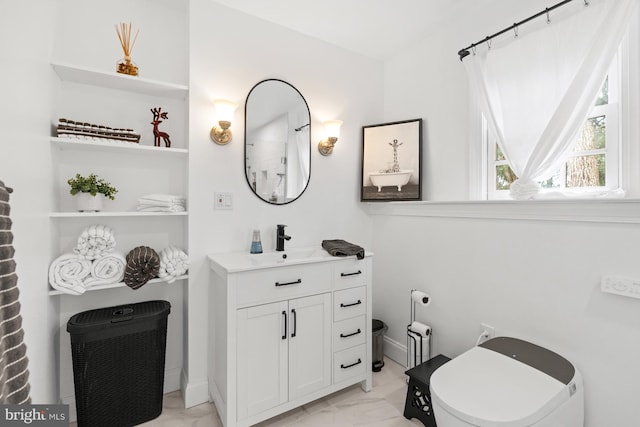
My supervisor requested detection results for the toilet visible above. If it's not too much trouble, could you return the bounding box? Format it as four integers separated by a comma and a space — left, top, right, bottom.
430, 337, 584, 427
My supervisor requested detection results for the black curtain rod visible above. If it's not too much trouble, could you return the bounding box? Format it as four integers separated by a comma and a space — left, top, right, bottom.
457, 0, 583, 61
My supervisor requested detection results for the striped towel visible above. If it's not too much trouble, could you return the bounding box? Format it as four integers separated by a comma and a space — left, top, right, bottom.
124, 246, 160, 290
0, 180, 31, 404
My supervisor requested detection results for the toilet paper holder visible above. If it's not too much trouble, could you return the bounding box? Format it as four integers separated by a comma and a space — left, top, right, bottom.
407, 289, 432, 369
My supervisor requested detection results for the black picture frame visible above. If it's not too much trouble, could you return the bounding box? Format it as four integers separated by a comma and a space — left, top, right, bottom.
361, 118, 422, 201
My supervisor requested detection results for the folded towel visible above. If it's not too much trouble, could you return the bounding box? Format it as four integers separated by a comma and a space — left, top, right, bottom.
138, 194, 186, 204
321, 239, 365, 260
0, 217, 11, 231
84, 252, 126, 289
0, 259, 16, 277
0, 231, 13, 246
124, 246, 160, 290
74, 224, 116, 260
0, 201, 10, 216
48, 253, 92, 295
136, 205, 186, 213
158, 246, 189, 284
0, 246, 15, 261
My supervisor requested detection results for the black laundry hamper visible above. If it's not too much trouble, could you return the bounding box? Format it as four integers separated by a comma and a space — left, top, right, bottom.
67, 300, 171, 427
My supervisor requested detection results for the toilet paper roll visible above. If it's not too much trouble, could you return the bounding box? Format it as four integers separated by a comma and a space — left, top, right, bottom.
409, 321, 431, 338
411, 290, 431, 307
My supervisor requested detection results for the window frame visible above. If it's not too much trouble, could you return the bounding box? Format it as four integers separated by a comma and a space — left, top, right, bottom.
470, 13, 639, 201
485, 55, 621, 200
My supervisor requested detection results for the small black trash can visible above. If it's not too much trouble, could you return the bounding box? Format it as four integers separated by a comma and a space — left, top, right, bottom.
372, 319, 388, 372
67, 300, 171, 427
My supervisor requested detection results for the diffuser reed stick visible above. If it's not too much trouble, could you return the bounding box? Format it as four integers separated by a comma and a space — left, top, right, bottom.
115, 22, 139, 76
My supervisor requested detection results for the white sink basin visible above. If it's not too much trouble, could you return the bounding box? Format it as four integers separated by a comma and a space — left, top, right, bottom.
208, 246, 334, 273
248, 247, 325, 266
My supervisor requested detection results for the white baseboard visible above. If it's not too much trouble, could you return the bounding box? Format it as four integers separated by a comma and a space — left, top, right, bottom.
164, 366, 182, 394
383, 335, 407, 367
181, 369, 210, 408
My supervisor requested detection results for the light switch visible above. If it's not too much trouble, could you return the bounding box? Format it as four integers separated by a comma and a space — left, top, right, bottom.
214, 192, 233, 210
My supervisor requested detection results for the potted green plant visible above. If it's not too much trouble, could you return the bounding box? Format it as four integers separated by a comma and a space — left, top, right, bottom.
67, 173, 118, 212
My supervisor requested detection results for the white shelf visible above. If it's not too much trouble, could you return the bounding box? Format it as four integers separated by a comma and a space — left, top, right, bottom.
48, 274, 188, 296
51, 62, 188, 99
49, 211, 188, 218
51, 136, 188, 155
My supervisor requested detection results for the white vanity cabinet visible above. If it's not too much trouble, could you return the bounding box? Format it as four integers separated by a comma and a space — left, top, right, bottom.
208, 249, 372, 427
236, 293, 332, 419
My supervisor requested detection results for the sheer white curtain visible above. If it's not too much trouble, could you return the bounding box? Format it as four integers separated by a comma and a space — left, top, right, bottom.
464, 0, 637, 199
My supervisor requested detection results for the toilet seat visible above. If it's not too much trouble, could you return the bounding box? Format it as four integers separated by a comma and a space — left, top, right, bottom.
430, 337, 582, 427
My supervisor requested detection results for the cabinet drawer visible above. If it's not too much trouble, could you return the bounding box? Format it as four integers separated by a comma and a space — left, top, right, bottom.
333, 258, 367, 289
333, 316, 365, 352
235, 263, 332, 307
333, 344, 366, 384
333, 286, 366, 322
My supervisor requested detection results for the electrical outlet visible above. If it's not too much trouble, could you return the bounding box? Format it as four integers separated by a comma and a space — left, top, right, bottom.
480, 323, 495, 340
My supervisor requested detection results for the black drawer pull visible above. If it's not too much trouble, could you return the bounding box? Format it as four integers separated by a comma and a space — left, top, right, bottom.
340, 270, 362, 277
341, 358, 362, 369
340, 299, 362, 308
340, 328, 361, 338
275, 279, 302, 287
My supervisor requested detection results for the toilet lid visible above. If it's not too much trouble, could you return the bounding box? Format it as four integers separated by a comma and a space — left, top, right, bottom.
430, 341, 574, 427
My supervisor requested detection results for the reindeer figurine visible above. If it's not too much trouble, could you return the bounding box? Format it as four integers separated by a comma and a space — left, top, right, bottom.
150, 107, 171, 147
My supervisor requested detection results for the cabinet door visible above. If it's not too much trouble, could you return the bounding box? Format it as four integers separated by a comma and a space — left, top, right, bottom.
236, 300, 288, 420
288, 293, 332, 400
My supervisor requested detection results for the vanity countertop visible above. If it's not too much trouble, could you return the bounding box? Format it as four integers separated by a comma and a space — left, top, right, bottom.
208, 246, 372, 274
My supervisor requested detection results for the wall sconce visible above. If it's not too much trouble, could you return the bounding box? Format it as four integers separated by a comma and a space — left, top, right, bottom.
210, 99, 238, 145
318, 120, 343, 156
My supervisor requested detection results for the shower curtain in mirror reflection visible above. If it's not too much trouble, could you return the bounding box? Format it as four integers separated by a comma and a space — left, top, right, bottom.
0, 180, 31, 404
464, 0, 636, 200
292, 125, 310, 198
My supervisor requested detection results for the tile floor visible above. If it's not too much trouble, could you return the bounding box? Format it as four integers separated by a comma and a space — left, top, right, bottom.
70, 357, 424, 426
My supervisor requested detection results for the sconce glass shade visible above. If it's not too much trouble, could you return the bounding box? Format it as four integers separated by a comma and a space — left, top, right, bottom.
323, 120, 343, 139
214, 99, 238, 123
211, 99, 238, 145
318, 119, 343, 156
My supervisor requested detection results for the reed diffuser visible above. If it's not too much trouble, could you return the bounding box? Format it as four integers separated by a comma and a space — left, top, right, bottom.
115, 22, 139, 76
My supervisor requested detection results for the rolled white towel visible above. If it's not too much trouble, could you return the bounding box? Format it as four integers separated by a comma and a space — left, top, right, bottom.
158, 246, 189, 284
48, 253, 92, 295
84, 252, 126, 289
74, 224, 116, 260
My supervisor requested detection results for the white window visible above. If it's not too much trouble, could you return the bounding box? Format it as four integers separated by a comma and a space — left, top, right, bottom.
475, 12, 640, 201
486, 57, 620, 200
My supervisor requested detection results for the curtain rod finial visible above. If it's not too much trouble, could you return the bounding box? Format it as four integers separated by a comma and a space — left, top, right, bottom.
458, 49, 471, 61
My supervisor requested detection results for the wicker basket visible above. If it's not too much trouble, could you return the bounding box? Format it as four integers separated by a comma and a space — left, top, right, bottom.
67, 300, 171, 427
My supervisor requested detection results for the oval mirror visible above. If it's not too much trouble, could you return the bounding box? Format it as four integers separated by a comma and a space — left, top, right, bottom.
245, 79, 311, 204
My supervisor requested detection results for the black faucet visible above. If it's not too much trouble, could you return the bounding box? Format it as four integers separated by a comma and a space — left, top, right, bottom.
276, 224, 291, 251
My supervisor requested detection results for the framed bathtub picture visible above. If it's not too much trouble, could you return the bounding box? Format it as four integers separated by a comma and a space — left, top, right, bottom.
361, 118, 422, 201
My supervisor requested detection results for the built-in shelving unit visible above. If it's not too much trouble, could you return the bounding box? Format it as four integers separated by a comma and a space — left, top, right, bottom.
49, 211, 188, 218
51, 62, 188, 99
49, 61, 189, 296
51, 136, 188, 155
48, 275, 188, 296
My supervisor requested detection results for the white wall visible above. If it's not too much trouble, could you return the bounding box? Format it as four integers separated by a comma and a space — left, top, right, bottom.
379, 2, 640, 426
1, 0, 189, 408
1, 0, 381, 409
186, 0, 381, 406
0, 0, 58, 404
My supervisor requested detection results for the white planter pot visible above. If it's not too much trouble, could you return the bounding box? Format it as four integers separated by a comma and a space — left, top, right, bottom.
76, 193, 103, 212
